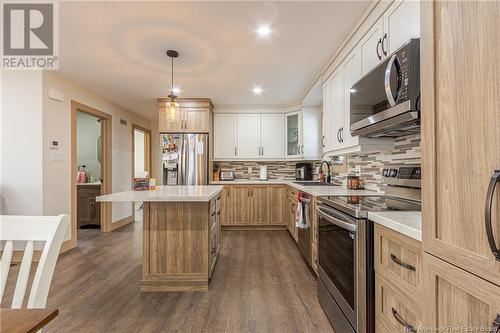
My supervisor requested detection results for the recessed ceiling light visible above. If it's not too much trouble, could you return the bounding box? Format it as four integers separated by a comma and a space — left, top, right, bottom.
172, 87, 181, 94
256, 25, 272, 38
253, 86, 263, 95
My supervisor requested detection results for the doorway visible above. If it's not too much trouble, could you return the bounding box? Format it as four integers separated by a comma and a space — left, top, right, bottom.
132, 125, 152, 219
67, 101, 112, 251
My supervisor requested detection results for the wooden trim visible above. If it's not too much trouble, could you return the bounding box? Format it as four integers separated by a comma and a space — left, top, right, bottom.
68, 101, 112, 252
420, 0, 436, 258
221, 225, 287, 231
108, 215, 134, 232
131, 124, 152, 178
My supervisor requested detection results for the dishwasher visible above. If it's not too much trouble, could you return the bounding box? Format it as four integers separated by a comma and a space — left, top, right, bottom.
297, 192, 312, 268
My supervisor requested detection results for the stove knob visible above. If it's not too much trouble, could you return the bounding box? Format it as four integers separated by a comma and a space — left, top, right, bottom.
390, 169, 398, 177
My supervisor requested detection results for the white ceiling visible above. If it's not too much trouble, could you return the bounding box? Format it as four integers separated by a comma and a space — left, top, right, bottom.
59, 1, 371, 119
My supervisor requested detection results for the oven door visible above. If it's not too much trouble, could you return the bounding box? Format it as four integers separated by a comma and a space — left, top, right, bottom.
317, 204, 359, 330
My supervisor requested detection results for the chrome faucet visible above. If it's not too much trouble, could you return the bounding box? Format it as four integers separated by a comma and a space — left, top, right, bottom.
319, 161, 331, 183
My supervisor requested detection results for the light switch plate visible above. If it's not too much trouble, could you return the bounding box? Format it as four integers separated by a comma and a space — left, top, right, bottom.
248, 167, 252, 174
51, 150, 63, 162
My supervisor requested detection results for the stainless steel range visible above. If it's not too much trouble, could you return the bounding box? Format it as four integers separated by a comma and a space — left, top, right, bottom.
317, 165, 421, 333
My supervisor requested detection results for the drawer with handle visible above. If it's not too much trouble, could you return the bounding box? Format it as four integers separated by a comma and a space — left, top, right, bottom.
375, 224, 422, 296
375, 273, 422, 333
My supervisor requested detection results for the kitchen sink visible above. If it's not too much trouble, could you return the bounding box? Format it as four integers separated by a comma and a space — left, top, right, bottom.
293, 181, 340, 186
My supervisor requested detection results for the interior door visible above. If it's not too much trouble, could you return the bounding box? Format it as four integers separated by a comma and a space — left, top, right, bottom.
214, 114, 237, 159
359, 17, 384, 75
261, 114, 285, 158
341, 47, 362, 149
422, 0, 500, 286
237, 114, 261, 158
383, 0, 420, 54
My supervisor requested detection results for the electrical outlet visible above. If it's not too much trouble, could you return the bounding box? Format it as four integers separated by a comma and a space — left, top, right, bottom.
248, 167, 252, 174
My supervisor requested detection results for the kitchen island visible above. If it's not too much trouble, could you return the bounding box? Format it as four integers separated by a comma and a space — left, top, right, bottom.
96, 185, 223, 292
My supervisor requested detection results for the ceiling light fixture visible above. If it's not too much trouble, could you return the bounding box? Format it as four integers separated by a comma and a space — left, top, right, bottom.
253, 86, 263, 95
166, 49, 180, 122
256, 25, 272, 38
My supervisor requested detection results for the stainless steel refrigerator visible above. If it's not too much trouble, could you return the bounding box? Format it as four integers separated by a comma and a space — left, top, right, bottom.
161, 133, 208, 185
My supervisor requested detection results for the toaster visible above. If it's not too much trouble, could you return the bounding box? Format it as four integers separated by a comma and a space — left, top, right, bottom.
220, 171, 235, 181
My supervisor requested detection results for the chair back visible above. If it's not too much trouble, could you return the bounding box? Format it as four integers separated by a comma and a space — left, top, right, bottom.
0, 214, 69, 308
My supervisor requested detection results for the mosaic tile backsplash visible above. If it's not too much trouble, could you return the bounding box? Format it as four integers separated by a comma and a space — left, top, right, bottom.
332, 133, 421, 192
216, 133, 421, 192
215, 160, 321, 180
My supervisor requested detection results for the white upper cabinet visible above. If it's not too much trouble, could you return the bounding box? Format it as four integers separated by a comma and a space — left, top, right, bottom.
261, 114, 285, 159
286, 109, 322, 159
214, 114, 237, 159
236, 114, 261, 159
322, 80, 333, 153
214, 113, 288, 160
359, 0, 420, 77
321, 0, 419, 156
383, 0, 420, 54
342, 47, 362, 149
329, 67, 344, 152
286, 112, 301, 158
359, 17, 385, 76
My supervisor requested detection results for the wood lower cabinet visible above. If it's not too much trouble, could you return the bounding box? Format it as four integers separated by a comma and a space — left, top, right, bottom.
422, 253, 500, 332
77, 184, 101, 227
421, 0, 500, 286
220, 185, 286, 226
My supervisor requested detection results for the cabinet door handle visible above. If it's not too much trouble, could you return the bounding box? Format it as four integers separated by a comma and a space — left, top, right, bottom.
336, 129, 340, 143
321, 135, 325, 148
262, 147, 264, 156
382, 33, 388, 56
340, 127, 344, 143
485, 170, 500, 261
391, 308, 416, 333
234, 147, 237, 156
376, 38, 382, 60
491, 314, 500, 333
390, 254, 416, 271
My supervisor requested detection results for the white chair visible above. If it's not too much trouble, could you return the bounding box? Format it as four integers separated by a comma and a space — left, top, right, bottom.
0, 214, 69, 309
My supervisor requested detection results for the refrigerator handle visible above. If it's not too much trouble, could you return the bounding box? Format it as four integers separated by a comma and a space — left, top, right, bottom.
178, 135, 185, 185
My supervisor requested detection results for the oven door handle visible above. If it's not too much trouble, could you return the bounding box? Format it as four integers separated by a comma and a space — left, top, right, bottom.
318, 207, 357, 232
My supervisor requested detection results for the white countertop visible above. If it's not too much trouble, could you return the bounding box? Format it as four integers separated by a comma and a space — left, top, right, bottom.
368, 211, 422, 241
210, 179, 379, 197
96, 185, 223, 203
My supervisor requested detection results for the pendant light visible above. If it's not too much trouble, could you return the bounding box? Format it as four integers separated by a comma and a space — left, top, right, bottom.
166, 49, 179, 122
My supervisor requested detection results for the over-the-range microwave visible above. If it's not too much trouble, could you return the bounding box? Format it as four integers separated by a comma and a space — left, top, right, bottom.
350, 38, 420, 137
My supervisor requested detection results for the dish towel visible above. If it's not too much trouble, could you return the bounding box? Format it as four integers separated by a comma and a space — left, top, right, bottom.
295, 199, 303, 228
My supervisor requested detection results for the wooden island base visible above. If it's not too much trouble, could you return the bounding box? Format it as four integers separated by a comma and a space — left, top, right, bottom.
141, 197, 221, 292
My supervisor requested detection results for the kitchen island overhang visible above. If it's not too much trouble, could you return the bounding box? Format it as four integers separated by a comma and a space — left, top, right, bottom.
96, 185, 223, 292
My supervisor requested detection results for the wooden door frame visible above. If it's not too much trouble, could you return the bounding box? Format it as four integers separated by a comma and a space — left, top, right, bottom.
131, 124, 152, 179
64, 101, 112, 252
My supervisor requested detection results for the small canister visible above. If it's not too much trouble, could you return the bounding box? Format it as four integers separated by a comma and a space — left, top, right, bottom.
347, 174, 361, 190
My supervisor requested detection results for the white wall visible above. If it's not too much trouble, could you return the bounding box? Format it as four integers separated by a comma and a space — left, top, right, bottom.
134, 130, 145, 178
0, 71, 44, 215
77, 112, 101, 180
42, 71, 152, 239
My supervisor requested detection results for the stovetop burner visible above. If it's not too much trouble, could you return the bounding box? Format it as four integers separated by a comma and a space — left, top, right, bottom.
318, 195, 421, 218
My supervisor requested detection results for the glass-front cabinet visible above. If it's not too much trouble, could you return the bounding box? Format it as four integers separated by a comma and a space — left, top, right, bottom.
286, 112, 301, 158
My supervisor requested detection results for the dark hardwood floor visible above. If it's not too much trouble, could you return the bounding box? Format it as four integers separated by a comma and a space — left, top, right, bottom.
5, 223, 335, 333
